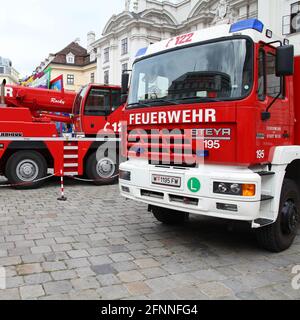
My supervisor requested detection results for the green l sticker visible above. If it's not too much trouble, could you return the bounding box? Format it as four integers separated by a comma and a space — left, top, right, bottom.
187, 178, 201, 193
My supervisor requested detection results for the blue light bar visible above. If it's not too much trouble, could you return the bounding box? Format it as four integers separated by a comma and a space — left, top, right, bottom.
135, 47, 148, 57
230, 18, 264, 33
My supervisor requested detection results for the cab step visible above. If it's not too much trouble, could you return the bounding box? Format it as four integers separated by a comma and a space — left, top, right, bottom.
261, 194, 274, 201
253, 218, 274, 227
256, 171, 275, 176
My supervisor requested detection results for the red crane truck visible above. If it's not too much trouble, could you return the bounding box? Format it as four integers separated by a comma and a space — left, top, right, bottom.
119, 18, 300, 252
0, 81, 123, 188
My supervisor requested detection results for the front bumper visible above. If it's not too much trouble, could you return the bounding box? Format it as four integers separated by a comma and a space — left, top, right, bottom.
119, 160, 263, 222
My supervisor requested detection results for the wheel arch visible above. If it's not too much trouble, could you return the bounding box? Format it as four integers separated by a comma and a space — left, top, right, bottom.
263, 146, 300, 224
0, 141, 53, 174
83, 140, 119, 169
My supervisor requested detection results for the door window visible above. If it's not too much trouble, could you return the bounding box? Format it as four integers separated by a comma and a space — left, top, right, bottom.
84, 89, 111, 116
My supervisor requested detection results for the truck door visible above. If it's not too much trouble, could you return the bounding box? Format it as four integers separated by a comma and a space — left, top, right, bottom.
256, 45, 291, 162
81, 88, 113, 136
104, 89, 122, 135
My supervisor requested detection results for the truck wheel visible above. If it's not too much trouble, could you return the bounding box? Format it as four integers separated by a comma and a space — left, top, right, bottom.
256, 179, 300, 252
151, 206, 189, 225
5, 151, 47, 189
85, 153, 118, 185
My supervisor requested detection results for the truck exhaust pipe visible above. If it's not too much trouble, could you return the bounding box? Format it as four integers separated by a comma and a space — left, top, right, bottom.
0, 79, 6, 106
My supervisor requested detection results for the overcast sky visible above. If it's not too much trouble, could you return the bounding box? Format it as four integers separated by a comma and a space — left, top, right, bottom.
0, 0, 124, 77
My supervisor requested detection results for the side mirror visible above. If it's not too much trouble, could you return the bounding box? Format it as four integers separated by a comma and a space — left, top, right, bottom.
121, 73, 129, 95
276, 45, 294, 77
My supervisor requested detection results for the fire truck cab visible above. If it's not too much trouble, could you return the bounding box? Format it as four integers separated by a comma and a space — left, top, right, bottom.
119, 19, 300, 252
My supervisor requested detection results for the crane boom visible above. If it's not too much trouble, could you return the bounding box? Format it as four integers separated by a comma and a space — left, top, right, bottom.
2, 83, 75, 114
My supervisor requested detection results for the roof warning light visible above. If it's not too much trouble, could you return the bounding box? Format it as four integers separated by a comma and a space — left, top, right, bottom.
230, 19, 264, 33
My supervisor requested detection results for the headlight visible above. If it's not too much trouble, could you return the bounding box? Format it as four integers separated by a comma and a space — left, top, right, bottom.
214, 182, 255, 197
119, 170, 131, 181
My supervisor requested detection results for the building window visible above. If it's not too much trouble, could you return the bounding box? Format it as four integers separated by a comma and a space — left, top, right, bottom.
104, 47, 109, 63
291, 1, 300, 34
67, 74, 75, 85
121, 63, 128, 74
121, 38, 128, 55
66, 53, 75, 64
104, 70, 109, 85
0, 67, 4, 74
90, 72, 95, 83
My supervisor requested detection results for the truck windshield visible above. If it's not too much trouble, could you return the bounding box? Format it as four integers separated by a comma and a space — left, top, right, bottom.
127, 38, 253, 108
73, 85, 88, 115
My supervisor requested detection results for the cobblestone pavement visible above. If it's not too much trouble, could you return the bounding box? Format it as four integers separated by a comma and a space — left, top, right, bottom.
0, 176, 299, 300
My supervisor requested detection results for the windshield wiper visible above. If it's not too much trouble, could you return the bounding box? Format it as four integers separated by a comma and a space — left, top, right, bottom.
127, 98, 179, 108
127, 102, 152, 108
176, 97, 222, 102
151, 98, 179, 105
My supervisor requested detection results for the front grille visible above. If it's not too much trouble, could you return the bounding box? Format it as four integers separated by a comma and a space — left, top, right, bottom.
169, 194, 199, 206
141, 189, 164, 199
127, 129, 199, 167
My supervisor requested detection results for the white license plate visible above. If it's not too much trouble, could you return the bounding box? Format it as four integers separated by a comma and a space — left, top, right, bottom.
152, 174, 181, 188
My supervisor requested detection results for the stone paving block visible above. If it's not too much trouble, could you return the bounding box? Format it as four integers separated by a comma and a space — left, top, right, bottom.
254, 286, 291, 300
31, 246, 52, 254
51, 270, 77, 281
97, 285, 130, 300
89, 255, 112, 266
55, 237, 74, 244
17, 263, 43, 276
112, 261, 137, 272
109, 252, 134, 263
0, 256, 22, 266
71, 277, 99, 290
0, 288, 20, 300
51, 244, 72, 252
6, 276, 25, 289
87, 247, 110, 256
65, 258, 91, 269
67, 250, 89, 259
20, 285, 45, 300
69, 289, 100, 300
43, 280, 73, 295
125, 281, 152, 296
90, 264, 116, 275
96, 274, 121, 286
197, 282, 234, 299
134, 258, 160, 269
21, 254, 45, 264
117, 270, 145, 283
15, 240, 35, 248
42, 261, 67, 272
192, 269, 227, 283
44, 252, 69, 262
24, 273, 52, 285
75, 267, 96, 278
140, 267, 169, 279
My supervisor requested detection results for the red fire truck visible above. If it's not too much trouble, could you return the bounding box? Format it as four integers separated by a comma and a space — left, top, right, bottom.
119, 18, 300, 252
0, 81, 123, 188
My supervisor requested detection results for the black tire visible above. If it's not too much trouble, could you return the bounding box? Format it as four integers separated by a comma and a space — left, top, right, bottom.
85, 152, 118, 185
151, 206, 189, 225
256, 179, 300, 252
5, 151, 47, 189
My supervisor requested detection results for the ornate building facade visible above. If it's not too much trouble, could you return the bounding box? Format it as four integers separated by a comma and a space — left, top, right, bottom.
0, 56, 20, 85
90, 0, 258, 85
